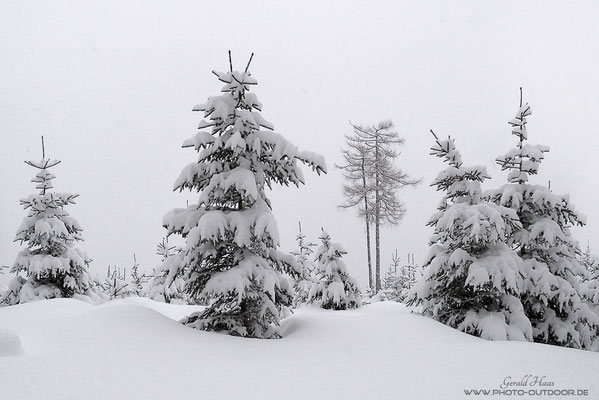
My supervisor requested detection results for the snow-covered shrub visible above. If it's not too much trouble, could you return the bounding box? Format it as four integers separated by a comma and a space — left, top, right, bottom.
6, 155, 93, 304
0, 266, 8, 306
383, 251, 417, 302
363, 290, 388, 304
163, 54, 326, 338
102, 266, 133, 299
148, 239, 188, 304
86, 274, 108, 302
488, 96, 599, 349
290, 223, 317, 306
308, 230, 361, 310
382, 254, 401, 301
579, 245, 599, 307
0, 276, 25, 306
129, 256, 151, 297
407, 132, 532, 342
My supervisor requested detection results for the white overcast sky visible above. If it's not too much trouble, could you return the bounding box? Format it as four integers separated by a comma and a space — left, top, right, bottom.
1, 1, 599, 287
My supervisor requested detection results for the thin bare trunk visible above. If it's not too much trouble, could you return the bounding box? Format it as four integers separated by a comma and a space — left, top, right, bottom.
375, 211, 380, 292
361, 156, 373, 291
375, 136, 381, 292
366, 220, 373, 291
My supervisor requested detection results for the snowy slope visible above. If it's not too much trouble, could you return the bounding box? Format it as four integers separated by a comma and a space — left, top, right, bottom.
1, 299, 598, 400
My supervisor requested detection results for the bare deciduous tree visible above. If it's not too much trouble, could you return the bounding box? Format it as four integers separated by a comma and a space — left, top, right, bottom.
336, 137, 374, 291
336, 120, 421, 292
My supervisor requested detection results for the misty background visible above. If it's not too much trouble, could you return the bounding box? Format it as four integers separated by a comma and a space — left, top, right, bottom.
1, 1, 598, 288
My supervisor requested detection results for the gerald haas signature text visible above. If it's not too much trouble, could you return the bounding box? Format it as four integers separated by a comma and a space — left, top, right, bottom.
501, 375, 555, 389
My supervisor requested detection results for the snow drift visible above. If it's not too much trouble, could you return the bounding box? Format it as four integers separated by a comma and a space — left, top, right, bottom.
0, 298, 598, 399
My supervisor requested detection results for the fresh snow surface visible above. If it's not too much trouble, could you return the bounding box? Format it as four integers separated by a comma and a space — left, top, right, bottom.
0, 329, 22, 356
1, 299, 598, 399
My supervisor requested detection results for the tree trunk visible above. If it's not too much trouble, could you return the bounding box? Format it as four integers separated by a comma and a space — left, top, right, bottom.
361, 156, 373, 291
366, 220, 373, 292
374, 136, 381, 292
375, 195, 380, 292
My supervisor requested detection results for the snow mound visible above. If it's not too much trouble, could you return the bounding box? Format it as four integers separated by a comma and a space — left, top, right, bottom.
99, 296, 205, 321
0, 329, 23, 357
0, 299, 597, 400
0, 297, 94, 322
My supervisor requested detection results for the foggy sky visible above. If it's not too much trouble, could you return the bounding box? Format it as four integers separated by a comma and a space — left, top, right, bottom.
2, 1, 599, 288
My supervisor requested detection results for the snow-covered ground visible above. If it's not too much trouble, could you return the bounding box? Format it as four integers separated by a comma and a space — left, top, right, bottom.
1, 299, 598, 399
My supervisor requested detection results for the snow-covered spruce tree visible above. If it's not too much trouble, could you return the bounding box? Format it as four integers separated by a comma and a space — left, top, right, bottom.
129, 254, 150, 297
490, 92, 599, 349
579, 244, 599, 279
383, 251, 417, 302
579, 244, 599, 309
290, 222, 317, 306
308, 230, 361, 310
401, 254, 419, 300
7, 142, 92, 304
407, 132, 532, 341
163, 53, 326, 338
382, 251, 401, 301
148, 239, 188, 304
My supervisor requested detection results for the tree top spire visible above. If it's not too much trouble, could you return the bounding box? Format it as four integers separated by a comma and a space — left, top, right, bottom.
520, 86, 523, 108
226, 50, 254, 73
244, 53, 254, 73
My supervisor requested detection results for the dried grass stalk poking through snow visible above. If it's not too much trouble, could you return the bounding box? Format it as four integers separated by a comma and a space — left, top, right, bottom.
2, 137, 94, 305
163, 53, 326, 338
